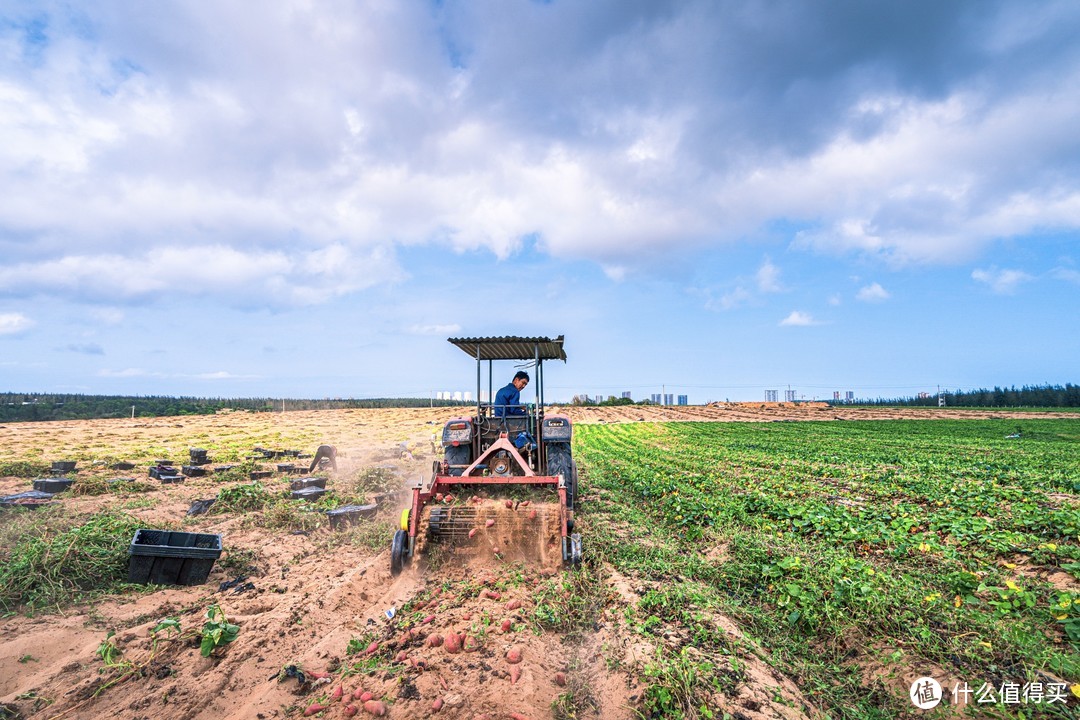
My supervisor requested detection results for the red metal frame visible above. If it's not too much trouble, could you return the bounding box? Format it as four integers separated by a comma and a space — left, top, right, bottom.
407, 434, 569, 556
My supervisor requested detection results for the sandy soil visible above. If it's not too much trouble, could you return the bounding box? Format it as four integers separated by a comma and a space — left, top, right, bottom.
0, 404, 1072, 720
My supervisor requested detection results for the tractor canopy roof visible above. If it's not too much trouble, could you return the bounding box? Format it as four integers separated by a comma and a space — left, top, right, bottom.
448, 335, 567, 362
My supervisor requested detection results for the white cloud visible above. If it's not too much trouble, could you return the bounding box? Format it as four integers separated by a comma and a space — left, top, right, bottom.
828, 294, 842, 306
971, 267, 1033, 294
192, 371, 257, 380
718, 287, 751, 311
756, 258, 784, 293
99, 368, 157, 377
1051, 267, 1080, 284
0, 0, 1077, 304
407, 324, 462, 336
62, 343, 105, 355
0, 244, 402, 307
0, 312, 33, 335
780, 311, 819, 327
856, 282, 891, 303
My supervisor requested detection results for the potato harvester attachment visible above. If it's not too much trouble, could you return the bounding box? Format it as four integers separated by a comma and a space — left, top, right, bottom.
391, 336, 581, 573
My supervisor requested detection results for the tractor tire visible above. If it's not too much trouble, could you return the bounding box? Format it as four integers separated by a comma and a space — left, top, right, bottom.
546, 443, 575, 508
390, 529, 408, 576
444, 445, 471, 476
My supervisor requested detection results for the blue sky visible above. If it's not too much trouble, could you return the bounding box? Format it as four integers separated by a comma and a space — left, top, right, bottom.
1, 0, 1078, 403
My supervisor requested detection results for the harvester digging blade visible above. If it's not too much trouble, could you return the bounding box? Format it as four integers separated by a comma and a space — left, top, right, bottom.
417, 500, 564, 567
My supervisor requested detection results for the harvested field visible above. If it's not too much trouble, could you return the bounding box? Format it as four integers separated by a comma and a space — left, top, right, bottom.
0, 405, 1077, 719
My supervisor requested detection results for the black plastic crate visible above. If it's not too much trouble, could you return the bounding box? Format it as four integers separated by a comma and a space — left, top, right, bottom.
33, 478, 74, 493
189, 448, 210, 465
149, 466, 179, 479
128, 529, 222, 586
250, 470, 272, 480
159, 474, 184, 484
51, 461, 77, 474
289, 477, 327, 491
326, 503, 378, 529
291, 486, 329, 502
111, 461, 136, 471
182, 465, 208, 477
1, 490, 57, 510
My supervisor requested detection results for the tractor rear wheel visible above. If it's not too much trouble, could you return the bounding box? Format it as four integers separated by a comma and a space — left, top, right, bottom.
546, 443, 575, 506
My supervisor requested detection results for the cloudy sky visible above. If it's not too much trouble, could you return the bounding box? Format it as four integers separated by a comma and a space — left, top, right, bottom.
1, 0, 1078, 403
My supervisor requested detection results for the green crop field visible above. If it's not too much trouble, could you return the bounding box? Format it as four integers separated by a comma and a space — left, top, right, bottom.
576, 419, 1080, 717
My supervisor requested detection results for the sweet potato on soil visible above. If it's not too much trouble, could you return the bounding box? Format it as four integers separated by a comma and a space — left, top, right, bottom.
463, 634, 480, 652
303, 702, 327, 716
555, 671, 567, 687
427, 633, 443, 647
331, 686, 343, 701
432, 698, 444, 712
509, 665, 521, 684
500, 618, 512, 633
528, 509, 537, 520
363, 699, 388, 716
506, 647, 523, 664
444, 633, 462, 653
469, 528, 478, 539
504, 500, 513, 508
344, 705, 358, 717
505, 599, 521, 610
485, 519, 495, 528
395, 650, 408, 663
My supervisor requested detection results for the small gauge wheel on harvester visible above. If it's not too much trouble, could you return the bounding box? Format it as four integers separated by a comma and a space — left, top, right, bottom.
391, 529, 408, 575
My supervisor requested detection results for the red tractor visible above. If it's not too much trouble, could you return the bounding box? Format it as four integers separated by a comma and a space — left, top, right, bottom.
391, 335, 581, 573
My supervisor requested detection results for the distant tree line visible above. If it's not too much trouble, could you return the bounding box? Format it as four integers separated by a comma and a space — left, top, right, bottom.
0, 393, 469, 422
840, 383, 1080, 408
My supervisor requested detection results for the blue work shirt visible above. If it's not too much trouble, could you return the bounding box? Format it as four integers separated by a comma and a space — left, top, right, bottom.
494, 382, 526, 417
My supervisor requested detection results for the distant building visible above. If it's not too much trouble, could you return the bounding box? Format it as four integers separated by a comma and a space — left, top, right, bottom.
845, 391, 854, 402
621, 391, 632, 400
664, 393, 673, 405
833, 391, 840, 401
784, 390, 797, 402
765, 390, 778, 402
463, 391, 472, 402
918, 392, 929, 399
677, 395, 688, 405
650, 393, 661, 404
452, 391, 463, 401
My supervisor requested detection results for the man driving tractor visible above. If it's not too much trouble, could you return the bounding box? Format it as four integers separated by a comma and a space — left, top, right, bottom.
493, 371, 529, 417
